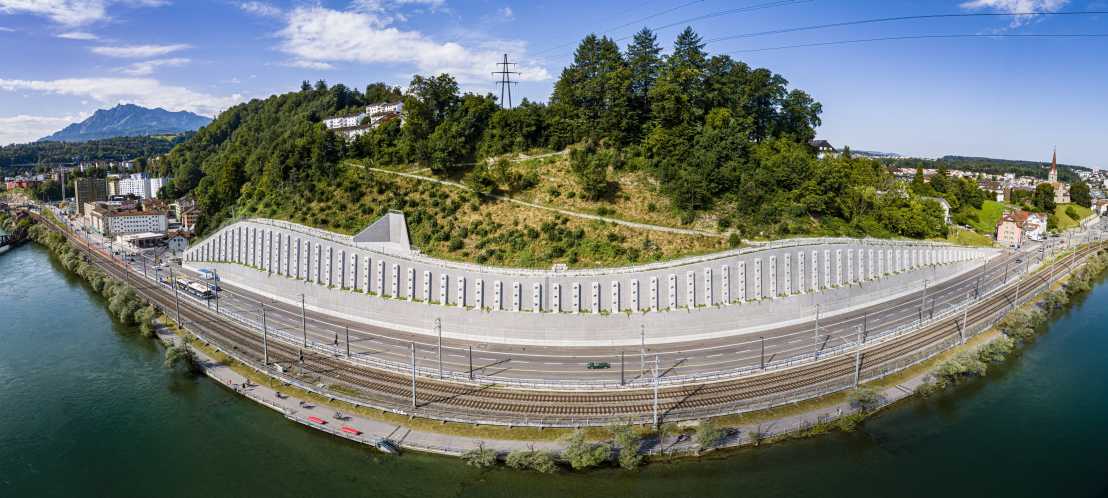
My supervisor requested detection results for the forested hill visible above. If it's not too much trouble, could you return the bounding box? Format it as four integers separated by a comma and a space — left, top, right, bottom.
1, 134, 190, 171
160, 27, 972, 267
886, 155, 1090, 183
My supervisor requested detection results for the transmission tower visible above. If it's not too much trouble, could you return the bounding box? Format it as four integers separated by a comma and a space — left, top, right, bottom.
492, 53, 520, 108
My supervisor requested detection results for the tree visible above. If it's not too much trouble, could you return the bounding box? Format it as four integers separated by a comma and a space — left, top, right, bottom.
847, 387, 882, 412
505, 447, 558, 473
1033, 183, 1056, 213
609, 425, 643, 469
550, 34, 635, 144
561, 430, 611, 470
569, 142, 617, 200
164, 341, 201, 373
776, 89, 822, 143
695, 419, 725, 450
625, 27, 663, 137
1070, 180, 1091, 207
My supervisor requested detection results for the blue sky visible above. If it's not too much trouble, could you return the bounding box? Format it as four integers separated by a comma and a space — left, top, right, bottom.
1, 0, 1106, 167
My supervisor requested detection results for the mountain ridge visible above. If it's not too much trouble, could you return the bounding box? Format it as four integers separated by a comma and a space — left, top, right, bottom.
39, 104, 211, 142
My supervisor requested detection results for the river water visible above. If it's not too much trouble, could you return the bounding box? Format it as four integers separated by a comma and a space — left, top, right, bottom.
3, 243, 1107, 498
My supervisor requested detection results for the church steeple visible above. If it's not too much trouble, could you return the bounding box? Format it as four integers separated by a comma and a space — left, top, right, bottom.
1049, 148, 1058, 183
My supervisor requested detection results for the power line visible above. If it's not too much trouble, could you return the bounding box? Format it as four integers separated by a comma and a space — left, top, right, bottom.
726, 33, 1108, 54
705, 10, 1108, 45
545, 0, 814, 59
533, 0, 708, 56
612, 0, 815, 43
492, 53, 520, 108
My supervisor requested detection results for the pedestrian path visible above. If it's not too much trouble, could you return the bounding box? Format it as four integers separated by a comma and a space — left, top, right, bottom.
154, 321, 958, 459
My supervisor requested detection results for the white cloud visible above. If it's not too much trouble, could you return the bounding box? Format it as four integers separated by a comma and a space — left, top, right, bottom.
57, 30, 97, 39
91, 43, 189, 58
498, 6, 512, 19
281, 59, 334, 70
0, 0, 166, 27
120, 57, 189, 75
0, 26, 15, 31
277, 6, 550, 84
960, 0, 1070, 26
0, 77, 242, 116
238, 1, 281, 18
0, 112, 90, 145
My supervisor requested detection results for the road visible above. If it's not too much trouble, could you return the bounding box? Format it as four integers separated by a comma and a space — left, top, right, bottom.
55, 205, 1102, 386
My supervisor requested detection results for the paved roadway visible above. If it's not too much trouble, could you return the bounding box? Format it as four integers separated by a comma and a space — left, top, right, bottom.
55, 206, 1103, 385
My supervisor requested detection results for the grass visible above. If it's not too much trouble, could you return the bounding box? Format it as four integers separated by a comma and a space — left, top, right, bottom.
964, 200, 1009, 233
944, 227, 995, 247
238, 160, 726, 269
1053, 203, 1093, 231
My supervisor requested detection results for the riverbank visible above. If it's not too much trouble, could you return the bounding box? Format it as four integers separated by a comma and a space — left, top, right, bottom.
25, 211, 1108, 473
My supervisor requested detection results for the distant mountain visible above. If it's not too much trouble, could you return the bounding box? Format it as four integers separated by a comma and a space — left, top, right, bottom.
39, 104, 211, 142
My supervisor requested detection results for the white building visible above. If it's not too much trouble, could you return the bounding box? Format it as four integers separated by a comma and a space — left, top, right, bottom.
367, 101, 403, 116
116, 173, 168, 199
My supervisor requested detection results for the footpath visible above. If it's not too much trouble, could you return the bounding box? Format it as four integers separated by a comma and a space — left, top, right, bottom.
155, 321, 947, 458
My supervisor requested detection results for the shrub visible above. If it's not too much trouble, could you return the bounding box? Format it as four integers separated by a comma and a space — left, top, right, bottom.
695, 419, 725, 450
462, 444, 498, 468
609, 425, 643, 469
977, 335, 1015, 363
505, 448, 558, 473
847, 387, 882, 412
561, 430, 610, 470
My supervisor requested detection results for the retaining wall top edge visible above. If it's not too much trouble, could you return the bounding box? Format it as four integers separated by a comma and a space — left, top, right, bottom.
186, 217, 1000, 277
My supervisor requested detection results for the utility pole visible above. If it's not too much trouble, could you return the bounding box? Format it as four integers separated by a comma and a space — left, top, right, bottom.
169, 267, 182, 327
813, 304, 821, 360
492, 53, 519, 108
852, 327, 863, 388
435, 318, 443, 380
468, 345, 474, 381
620, 351, 625, 386
652, 354, 660, 428
960, 293, 969, 345
261, 305, 269, 366
919, 280, 929, 323
640, 324, 645, 377
410, 342, 417, 408
759, 336, 765, 371
300, 293, 307, 347
862, 311, 868, 342
345, 326, 350, 358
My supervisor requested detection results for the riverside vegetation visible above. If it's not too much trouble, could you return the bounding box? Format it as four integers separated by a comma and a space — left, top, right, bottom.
146, 27, 973, 269
28, 220, 199, 373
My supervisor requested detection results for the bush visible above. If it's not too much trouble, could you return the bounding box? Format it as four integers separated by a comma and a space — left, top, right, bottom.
462, 444, 498, 468
977, 335, 1015, 363
505, 448, 558, 473
561, 430, 610, 470
847, 387, 882, 412
609, 425, 643, 469
695, 419, 725, 450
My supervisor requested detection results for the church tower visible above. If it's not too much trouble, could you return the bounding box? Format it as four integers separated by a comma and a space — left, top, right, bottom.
1048, 148, 1058, 184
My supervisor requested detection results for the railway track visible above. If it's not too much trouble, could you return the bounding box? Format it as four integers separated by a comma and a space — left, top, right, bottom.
38, 214, 1103, 422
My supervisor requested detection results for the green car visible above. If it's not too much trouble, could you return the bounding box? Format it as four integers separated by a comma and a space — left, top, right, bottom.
586, 361, 611, 370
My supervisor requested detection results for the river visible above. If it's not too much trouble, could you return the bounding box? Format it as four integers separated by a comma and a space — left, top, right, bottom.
2, 242, 1107, 497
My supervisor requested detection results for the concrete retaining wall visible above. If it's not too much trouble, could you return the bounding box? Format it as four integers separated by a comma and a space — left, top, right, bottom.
184, 219, 998, 346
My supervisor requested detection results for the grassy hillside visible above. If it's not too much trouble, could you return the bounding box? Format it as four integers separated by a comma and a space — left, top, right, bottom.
963, 200, 1009, 233
1053, 204, 1093, 231
236, 161, 726, 268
